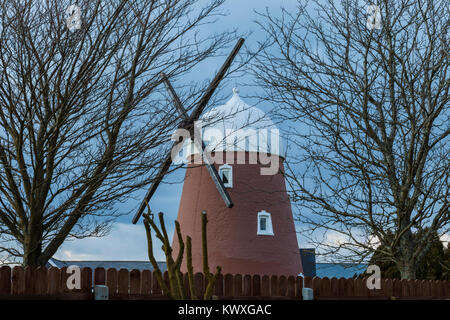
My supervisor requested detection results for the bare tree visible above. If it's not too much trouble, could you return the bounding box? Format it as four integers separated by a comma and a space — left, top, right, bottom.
251, 0, 449, 279
0, 0, 237, 266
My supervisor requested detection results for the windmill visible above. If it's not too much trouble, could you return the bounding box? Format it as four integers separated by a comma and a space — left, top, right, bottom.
131, 38, 244, 224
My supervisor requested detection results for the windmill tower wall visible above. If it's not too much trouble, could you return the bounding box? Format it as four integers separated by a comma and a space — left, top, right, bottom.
172, 89, 302, 276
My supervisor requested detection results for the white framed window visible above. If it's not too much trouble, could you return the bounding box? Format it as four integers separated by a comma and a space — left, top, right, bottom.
257, 210, 274, 236
218, 164, 233, 188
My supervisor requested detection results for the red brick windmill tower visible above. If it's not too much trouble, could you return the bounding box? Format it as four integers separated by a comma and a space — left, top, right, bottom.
172, 88, 302, 276
132, 38, 302, 276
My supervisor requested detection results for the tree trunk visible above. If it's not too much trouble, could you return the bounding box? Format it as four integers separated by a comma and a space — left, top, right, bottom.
397, 225, 417, 280
399, 262, 416, 280
22, 227, 44, 267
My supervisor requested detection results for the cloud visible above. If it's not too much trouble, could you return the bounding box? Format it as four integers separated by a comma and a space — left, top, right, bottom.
54, 222, 174, 261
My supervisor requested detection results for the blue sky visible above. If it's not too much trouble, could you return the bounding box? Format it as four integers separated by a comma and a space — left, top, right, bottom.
54, 0, 307, 262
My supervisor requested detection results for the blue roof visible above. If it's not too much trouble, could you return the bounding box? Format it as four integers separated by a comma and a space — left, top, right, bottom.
316, 263, 367, 279
47, 259, 366, 279
48, 258, 167, 272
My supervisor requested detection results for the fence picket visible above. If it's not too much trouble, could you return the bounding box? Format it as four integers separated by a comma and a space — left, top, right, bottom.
35, 267, 48, 295
48, 267, 60, 295
303, 276, 313, 289
214, 274, 224, 297
94, 267, 106, 286
392, 279, 401, 298
81, 268, 92, 294
24, 267, 36, 295
261, 275, 270, 297
319, 277, 330, 297
270, 275, 278, 297
287, 276, 296, 297
130, 269, 141, 295
401, 279, 410, 298
0, 266, 11, 295
345, 278, 355, 298
331, 277, 340, 298
11, 266, 25, 295
312, 277, 321, 298
338, 278, 346, 298
234, 274, 242, 297
252, 275, 261, 297
224, 274, 234, 298
118, 269, 129, 295
107, 268, 118, 295
194, 272, 204, 299
243, 275, 251, 297
296, 276, 303, 299
279, 275, 287, 297
141, 270, 152, 295
60, 267, 70, 293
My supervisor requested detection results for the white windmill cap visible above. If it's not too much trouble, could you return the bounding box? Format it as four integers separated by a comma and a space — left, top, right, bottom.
184, 88, 284, 158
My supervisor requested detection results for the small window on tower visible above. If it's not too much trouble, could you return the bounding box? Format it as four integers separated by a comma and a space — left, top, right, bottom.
257, 210, 274, 236
218, 164, 232, 188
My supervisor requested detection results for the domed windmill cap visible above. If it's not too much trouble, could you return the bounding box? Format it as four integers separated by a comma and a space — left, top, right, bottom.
191, 87, 285, 157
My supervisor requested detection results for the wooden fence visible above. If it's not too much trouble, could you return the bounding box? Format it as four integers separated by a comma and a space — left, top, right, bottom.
0, 266, 449, 300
